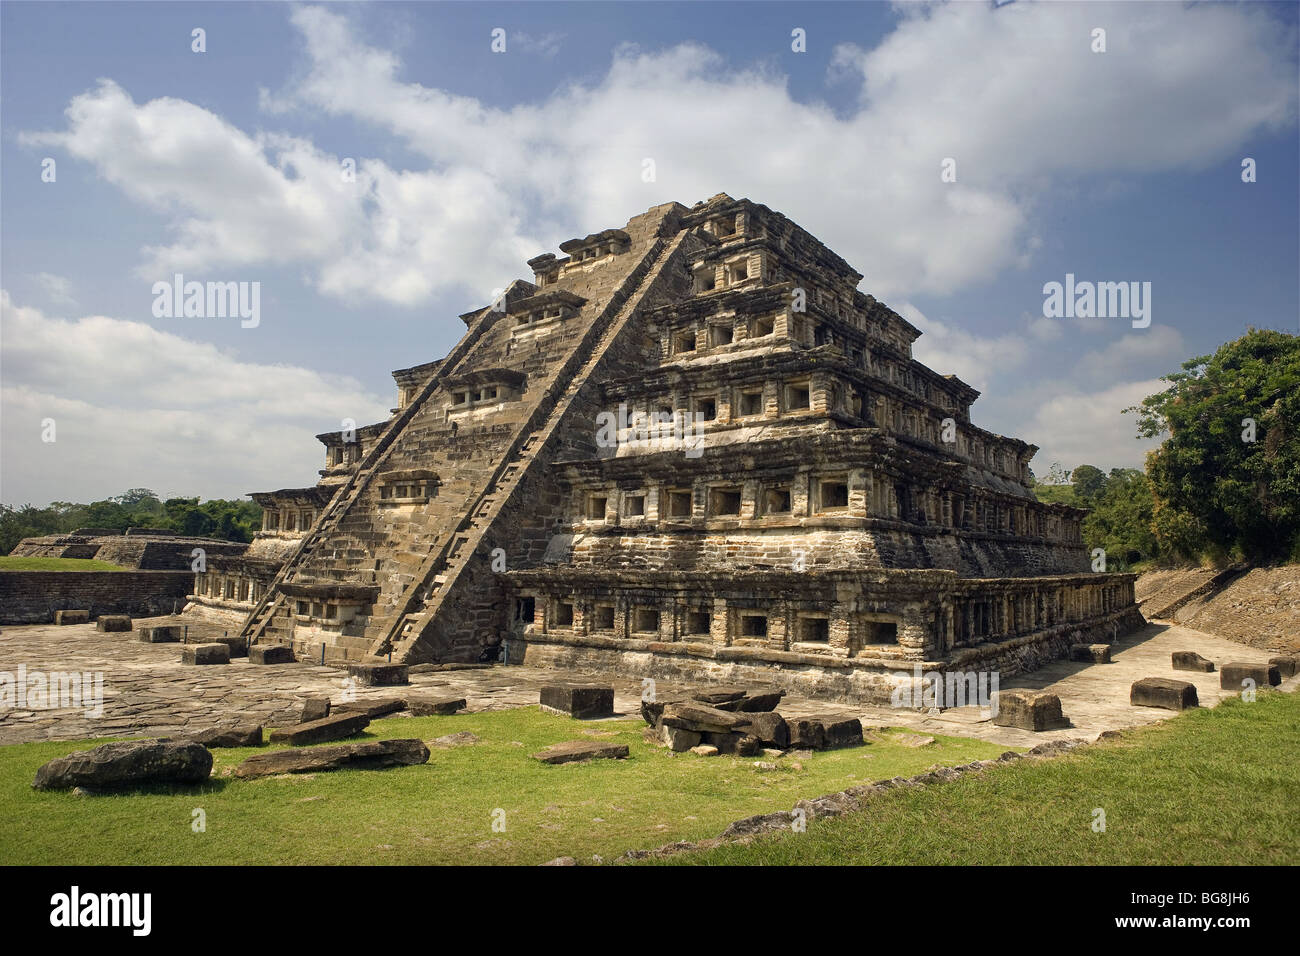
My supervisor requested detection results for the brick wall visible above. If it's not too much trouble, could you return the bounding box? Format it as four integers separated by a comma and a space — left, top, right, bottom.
0, 571, 194, 624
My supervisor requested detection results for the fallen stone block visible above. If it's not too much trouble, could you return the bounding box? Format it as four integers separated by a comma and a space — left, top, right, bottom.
736, 690, 785, 712
787, 718, 826, 751
1070, 643, 1111, 664
33, 740, 212, 791
690, 686, 748, 707
96, 615, 132, 632
138, 626, 181, 643
737, 712, 789, 749
54, 610, 90, 625
300, 697, 330, 723
1172, 651, 1215, 672
185, 724, 263, 748
269, 711, 370, 745
818, 716, 864, 749
249, 644, 294, 665
205, 635, 248, 658
658, 724, 702, 752
661, 701, 748, 734
540, 684, 614, 719
689, 744, 720, 757
348, 662, 409, 687
1221, 662, 1281, 689
1269, 656, 1299, 679
182, 643, 229, 665
234, 739, 429, 779
1130, 677, 1198, 711
703, 732, 762, 757
335, 698, 406, 719
530, 740, 629, 765
640, 695, 690, 727
993, 691, 1065, 731
408, 696, 467, 716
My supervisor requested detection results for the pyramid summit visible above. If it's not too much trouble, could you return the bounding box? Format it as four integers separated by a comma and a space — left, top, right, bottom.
185, 195, 1142, 702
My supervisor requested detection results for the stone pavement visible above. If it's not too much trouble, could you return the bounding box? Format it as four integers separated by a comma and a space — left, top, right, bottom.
0, 617, 1292, 747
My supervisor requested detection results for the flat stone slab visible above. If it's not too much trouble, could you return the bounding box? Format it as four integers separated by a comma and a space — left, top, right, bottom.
234, 738, 429, 779
736, 711, 789, 749
531, 740, 629, 765
429, 731, 480, 749
202, 635, 248, 657
249, 644, 294, 665
658, 724, 702, 752
818, 716, 864, 749
269, 711, 370, 746
660, 701, 749, 734
300, 697, 330, 723
539, 684, 614, 719
1220, 661, 1281, 689
1269, 655, 1299, 679
1131, 677, 1198, 711
96, 615, 132, 632
1172, 651, 1215, 672
408, 696, 467, 716
348, 662, 409, 687
184, 724, 263, 748
139, 626, 181, 643
787, 717, 826, 750
993, 691, 1066, 731
182, 643, 229, 665
1070, 643, 1111, 664
33, 740, 212, 790
54, 610, 90, 625
335, 698, 406, 719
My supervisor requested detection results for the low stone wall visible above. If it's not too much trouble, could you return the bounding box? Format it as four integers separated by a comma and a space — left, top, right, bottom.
520, 604, 1145, 705
0, 571, 194, 624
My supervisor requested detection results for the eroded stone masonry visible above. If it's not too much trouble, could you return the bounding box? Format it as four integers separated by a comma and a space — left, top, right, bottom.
183, 194, 1142, 703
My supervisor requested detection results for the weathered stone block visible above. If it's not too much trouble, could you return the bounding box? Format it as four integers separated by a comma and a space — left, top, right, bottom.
993, 691, 1065, 731
736, 690, 785, 712
1070, 643, 1111, 664
703, 731, 761, 756
738, 712, 789, 749
689, 744, 720, 757
408, 696, 467, 716
658, 724, 701, 752
235, 739, 429, 779
186, 724, 263, 748
661, 701, 748, 734
1220, 662, 1281, 689
819, 716, 864, 749
96, 615, 132, 632
1130, 677, 1198, 710
640, 694, 689, 727
531, 740, 629, 764
1171, 651, 1215, 672
787, 718, 825, 751
250, 644, 294, 664
182, 643, 229, 665
138, 625, 181, 643
539, 684, 614, 719
691, 686, 747, 706
33, 740, 212, 790
269, 711, 370, 745
206, 634, 248, 657
300, 697, 330, 723
348, 662, 410, 687
54, 610, 90, 625
334, 698, 405, 718
1269, 655, 1299, 679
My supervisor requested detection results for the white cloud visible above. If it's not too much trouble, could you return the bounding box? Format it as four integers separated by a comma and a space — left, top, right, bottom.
1020, 378, 1165, 472
0, 292, 390, 504
900, 302, 1032, 393
33, 272, 76, 307
21, 2, 1295, 309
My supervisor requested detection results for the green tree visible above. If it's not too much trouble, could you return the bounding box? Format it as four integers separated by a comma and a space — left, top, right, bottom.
1070, 464, 1107, 505
1128, 329, 1300, 562
1082, 469, 1158, 568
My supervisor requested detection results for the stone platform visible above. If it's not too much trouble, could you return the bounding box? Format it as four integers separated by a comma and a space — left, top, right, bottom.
0, 618, 1292, 747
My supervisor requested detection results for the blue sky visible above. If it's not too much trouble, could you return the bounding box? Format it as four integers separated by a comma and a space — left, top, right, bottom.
2, 1, 1297, 505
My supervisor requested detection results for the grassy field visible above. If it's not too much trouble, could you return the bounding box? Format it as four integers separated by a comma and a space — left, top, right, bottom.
0, 709, 1008, 865
651, 691, 1300, 865
0, 556, 124, 571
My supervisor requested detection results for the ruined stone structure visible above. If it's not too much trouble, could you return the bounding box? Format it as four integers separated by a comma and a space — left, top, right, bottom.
220, 194, 1141, 703
11, 528, 244, 570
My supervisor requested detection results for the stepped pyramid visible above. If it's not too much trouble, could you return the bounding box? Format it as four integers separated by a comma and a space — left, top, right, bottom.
226, 194, 1142, 702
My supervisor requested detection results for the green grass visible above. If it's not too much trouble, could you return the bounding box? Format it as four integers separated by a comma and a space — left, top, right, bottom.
0, 556, 124, 571
650, 691, 1300, 865
0, 709, 1006, 865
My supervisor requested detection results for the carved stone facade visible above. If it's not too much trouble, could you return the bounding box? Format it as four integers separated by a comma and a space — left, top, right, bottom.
222, 194, 1142, 702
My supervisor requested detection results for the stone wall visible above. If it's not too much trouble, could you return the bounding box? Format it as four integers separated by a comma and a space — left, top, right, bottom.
0, 571, 194, 624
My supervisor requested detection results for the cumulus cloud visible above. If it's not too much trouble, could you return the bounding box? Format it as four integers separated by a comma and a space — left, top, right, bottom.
0, 292, 390, 504
20, 2, 1295, 308
33, 272, 76, 307
1019, 378, 1165, 473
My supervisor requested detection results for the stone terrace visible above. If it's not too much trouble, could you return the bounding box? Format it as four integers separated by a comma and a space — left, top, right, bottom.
1, 617, 1291, 748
